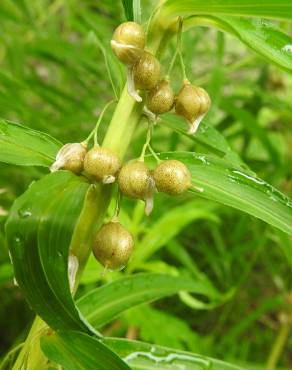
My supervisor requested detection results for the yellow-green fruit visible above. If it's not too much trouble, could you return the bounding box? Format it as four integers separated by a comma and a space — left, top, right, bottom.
111, 21, 145, 65
118, 161, 155, 200
50, 143, 87, 174
133, 51, 161, 90
175, 83, 210, 132
153, 160, 191, 196
146, 80, 174, 115
93, 221, 134, 270
84, 146, 121, 183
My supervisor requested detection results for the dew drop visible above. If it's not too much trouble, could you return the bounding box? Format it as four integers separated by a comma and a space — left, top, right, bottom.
18, 207, 32, 219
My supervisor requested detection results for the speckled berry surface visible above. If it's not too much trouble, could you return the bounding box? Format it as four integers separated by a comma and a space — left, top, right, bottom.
111, 21, 145, 65
133, 51, 161, 90
175, 83, 210, 123
84, 146, 121, 181
118, 160, 155, 200
154, 159, 191, 195
146, 80, 174, 115
93, 221, 134, 270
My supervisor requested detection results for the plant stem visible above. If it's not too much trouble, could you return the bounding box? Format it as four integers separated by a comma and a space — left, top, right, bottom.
266, 321, 290, 370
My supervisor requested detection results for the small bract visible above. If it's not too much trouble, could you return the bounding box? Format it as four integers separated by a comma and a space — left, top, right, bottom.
175, 82, 211, 134
50, 142, 87, 174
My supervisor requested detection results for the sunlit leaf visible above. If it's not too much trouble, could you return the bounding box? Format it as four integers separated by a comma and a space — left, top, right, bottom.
161, 0, 292, 22
104, 338, 247, 370
185, 16, 292, 72
5, 171, 94, 333
77, 273, 220, 328
146, 152, 292, 235
0, 119, 61, 167
41, 331, 130, 370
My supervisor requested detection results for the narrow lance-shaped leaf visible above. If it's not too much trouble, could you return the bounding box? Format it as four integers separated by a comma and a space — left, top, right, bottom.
161, 0, 292, 22
161, 113, 245, 167
146, 152, 292, 235
0, 119, 62, 167
41, 331, 130, 370
104, 338, 247, 370
5, 171, 94, 333
77, 273, 220, 329
184, 16, 292, 73
121, 0, 134, 21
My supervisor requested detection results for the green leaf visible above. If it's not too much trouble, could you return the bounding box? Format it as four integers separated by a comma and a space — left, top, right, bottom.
161, 113, 246, 171
133, 0, 141, 23
104, 338, 247, 370
185, 16, 292, 72
121, 0, 134, 21
221, 99, 281, 164
0, 119, 62, 167
77, 273, 219, 328
41, 330, 130, 370
161, 0, 292, 22
129, 201, 219, 269
123, 305, 202, 352
5, 171, 94, 333
146, 152, 292, 235
0, 262, 13, 285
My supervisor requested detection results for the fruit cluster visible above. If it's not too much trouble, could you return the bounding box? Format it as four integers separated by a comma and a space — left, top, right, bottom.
50, 20, 205, 272
51, 140, 191, 270
111, 21, 211, 134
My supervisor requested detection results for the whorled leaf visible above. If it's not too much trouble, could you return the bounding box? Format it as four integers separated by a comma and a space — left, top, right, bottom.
0, 119, 61, 167
146, 152, 292, 235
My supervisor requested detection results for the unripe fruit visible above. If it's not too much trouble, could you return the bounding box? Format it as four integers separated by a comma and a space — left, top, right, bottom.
175, 82, 211, 134
153, 160, 191, 196
118, 161, 155, 215
93, 221, 134, 270
133, 51, 161, 90
146, 80, 174, 115
84, 146, 121, 184
111, 22, 145, 65
50, 142, 87, 174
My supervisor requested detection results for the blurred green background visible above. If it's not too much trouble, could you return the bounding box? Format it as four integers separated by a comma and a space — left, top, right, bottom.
0, 1, 291, 369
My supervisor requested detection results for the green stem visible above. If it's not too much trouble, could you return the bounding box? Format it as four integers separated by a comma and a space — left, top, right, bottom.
266, 321, 290, 370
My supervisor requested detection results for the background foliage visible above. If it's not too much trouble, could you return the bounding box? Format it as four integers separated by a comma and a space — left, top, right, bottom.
0, 0, 291, 369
